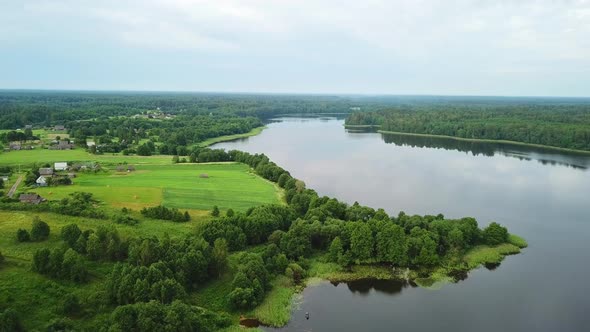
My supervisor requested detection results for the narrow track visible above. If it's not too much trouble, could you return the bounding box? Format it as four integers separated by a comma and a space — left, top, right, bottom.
7, 175, 23, 198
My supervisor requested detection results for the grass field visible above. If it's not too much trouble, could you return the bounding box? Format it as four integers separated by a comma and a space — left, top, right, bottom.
0, 149, 174, 166
31, 163, 282, 212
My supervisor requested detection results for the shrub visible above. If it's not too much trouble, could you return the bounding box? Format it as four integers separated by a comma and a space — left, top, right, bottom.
16, 229, 30, 242
31, 217, 50, 241
0, 308, 24, 332
61, 224, 82, 247
211, 205, 220, 217
114, 214, 139, 225
61, 294, 81, 316
140, 205, 189, 222
483, 222, 509, 246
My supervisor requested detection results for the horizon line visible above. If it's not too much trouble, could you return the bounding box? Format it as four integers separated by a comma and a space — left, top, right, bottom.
0, 88, 589, 99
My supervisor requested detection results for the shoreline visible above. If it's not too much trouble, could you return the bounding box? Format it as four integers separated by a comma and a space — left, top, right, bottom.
249, 234, 528, 328
344, 124, 590, 155
198, 126, 267, 147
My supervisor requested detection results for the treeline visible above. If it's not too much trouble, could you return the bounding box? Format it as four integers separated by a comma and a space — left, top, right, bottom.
68, 115, 262, 155
0, 192, 107, 219
140, 205, 190, 222
346, 106, 590, 151
0, 91, 361, 129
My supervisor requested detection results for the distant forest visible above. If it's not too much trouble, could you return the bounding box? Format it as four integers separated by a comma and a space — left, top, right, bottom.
0, 91, 362, 128
346, 103, 590, 152
2, 91, 590, 151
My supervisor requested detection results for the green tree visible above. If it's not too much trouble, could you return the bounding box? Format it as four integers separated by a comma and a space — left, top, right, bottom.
211, 205, 220, 217
61, 294, 81, 316
376, 221, 407, 265
350, 222, 373, 262
16, 229, 30, 242
0, 308, 24, 332
448, 228, 465, 250
277, 173, 290, 188
328, 236, 344, 262
285, 263, 305, 284
226, 208, 235, 217
32, 248, 51, 273
136, 143, 152, 156
61, 224, 82, 247
408, 227, 439, 266
30, 217, 50, 241
483, 222, 508, 245
86, 234, 102, 260
212, 238, 228, 277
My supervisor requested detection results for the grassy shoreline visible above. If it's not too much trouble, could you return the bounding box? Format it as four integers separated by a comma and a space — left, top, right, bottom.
344, 124, 590, 155
249, 233, 528, 328
197, 126, 266, 147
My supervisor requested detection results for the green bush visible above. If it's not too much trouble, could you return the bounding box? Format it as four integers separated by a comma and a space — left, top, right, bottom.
483, 222, 509, 246
31, 217, 50, 241
16, 228, 30, 242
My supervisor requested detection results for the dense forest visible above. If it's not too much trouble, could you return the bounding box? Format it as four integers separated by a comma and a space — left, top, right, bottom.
346, 104, 590, 151
0, 91, 361, 129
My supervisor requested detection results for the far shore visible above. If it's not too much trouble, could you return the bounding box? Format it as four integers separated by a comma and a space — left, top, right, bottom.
344, 124, 590, 155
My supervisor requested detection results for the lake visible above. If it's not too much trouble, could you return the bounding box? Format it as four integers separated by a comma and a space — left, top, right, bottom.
213, 117, 590, 332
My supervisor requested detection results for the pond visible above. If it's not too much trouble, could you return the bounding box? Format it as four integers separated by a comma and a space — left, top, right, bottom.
213, 117, 590, 331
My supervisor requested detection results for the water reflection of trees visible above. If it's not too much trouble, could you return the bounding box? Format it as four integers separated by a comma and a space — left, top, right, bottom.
330, 279, 415, 296
379, 133, 589, 170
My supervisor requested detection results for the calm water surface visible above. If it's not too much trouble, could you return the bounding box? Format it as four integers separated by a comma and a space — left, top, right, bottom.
213, 117, 590, 332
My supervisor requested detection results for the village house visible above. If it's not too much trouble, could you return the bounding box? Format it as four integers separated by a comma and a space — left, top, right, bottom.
36, 176, 49, 187
39, 168, 54, 176
1, 176, 9, 183
49, 140, 74, 150
25, 125, 33, 130
54, 162, 68, 171
19, 193, 45, 204
54, 125, 65, 131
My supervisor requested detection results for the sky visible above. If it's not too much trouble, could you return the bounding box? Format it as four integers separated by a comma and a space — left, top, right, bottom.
0, 0, 589, 96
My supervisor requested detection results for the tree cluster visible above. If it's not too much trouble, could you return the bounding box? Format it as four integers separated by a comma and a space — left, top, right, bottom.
105, 300, 230, 332
32, 246, 88, 283
16, 217, 50, 242
140, 205, 190, 222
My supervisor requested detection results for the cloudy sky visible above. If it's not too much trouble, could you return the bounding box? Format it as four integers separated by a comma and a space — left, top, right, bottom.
1, 0, 589, 96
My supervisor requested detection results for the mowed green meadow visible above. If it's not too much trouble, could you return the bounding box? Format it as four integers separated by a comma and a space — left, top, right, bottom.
0, 149, 174, 166
33, 163, 282, 212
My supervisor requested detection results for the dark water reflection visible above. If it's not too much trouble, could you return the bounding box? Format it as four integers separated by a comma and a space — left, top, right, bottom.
377, 131, 590, 170
213, 117, 590, 332
341, 278, 412, 295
